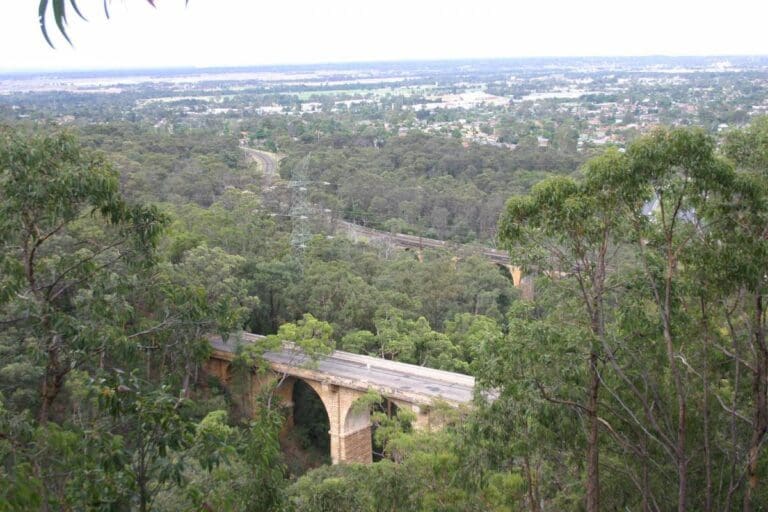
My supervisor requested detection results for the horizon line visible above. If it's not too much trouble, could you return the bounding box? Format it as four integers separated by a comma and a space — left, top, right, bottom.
2, 54, 768, 76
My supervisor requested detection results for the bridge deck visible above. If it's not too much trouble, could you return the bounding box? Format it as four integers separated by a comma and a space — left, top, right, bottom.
209, 333, 475, 406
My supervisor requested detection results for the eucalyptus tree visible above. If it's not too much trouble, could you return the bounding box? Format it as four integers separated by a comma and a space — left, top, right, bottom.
498, 148, 628, 512
618, 128, 734, 511
496, 127, 748, 511
721, 118, 768, 511
0, 128, 165, 423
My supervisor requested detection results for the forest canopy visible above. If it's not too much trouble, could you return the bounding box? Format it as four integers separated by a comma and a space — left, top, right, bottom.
1, 112, 768, 510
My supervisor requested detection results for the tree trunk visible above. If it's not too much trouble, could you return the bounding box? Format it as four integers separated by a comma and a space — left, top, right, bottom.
641, 435, 651, 512
137, 432, 149, 512
744, 294, 767, 512
675, 370, 687, 512
584, 239, 607, 512
701, 297, 713, 512
586, 351, 600, 512
38, 336, 67, 424
724, 300, 743, 512
523, 454, 542, 512
663, 248, 687, 512
182, 360, 193, 399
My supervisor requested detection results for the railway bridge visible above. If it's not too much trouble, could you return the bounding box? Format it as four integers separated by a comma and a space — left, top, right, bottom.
336, 220, 527, 287
205, 333, 475, 464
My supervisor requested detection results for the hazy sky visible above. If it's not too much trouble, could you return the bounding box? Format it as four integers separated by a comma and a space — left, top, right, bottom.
2, 0, 767, 71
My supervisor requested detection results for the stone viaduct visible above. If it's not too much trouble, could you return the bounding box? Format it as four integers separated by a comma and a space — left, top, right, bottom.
205, 333, 476, 464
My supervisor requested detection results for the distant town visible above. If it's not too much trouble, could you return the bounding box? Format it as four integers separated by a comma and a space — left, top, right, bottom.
3, 56, 768, 153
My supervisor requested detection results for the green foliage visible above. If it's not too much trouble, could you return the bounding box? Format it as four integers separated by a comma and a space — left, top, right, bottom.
371, 407, 415, 460
0, 128, 166, 422
38, 0, 86, 47
289, 428, 526, 512
97, 372, 194, 511
493, 124, 768, 510
157, 408, 287, 512
78, 124, 256, 207
0, 128, 286, 511
5, 101, 768, 511
267, 313, 335, 359
350, 390, 384, 414
280, 131, 580, 243
444, 313, 503, 371
340, 312, 465, 370
0, 401, 43, 511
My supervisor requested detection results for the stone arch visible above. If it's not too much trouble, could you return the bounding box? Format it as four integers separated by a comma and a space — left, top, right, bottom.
300, 379, 342, 446
285, 377, 332, 461
270, 374, 376, 464
273, 376, 335, 428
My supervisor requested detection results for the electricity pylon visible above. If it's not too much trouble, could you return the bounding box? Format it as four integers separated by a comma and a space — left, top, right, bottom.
289, 154, 312, 255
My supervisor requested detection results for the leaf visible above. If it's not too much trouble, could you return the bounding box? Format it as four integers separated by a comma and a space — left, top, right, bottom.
38, 0, 55, 48
68, 0, 87, 21
52, 0, 73, 46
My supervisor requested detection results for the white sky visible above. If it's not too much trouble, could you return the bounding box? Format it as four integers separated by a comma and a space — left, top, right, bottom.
1, 0, 767, 71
